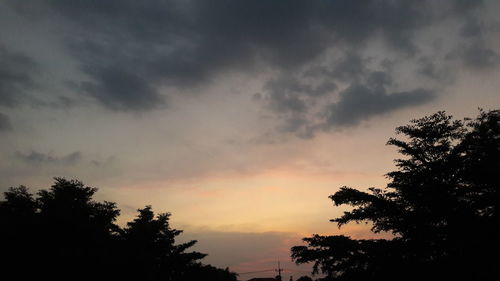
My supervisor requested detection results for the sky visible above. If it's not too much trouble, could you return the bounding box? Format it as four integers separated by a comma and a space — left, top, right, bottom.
1, 0, 500, 279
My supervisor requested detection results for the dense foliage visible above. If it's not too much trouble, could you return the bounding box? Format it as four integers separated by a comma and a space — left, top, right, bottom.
0, 178, 238, 281
291, 110, 500, 281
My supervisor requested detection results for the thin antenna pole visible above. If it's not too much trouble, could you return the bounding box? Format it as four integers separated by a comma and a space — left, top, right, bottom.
275, 260, 283, 281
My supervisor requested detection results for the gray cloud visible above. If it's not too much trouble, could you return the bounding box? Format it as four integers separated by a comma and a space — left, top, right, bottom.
417, 57, 441, 80
4, 0, 499, 133
15, 151, 82, 166
0, 45, 38, 107
0, 112, 12, 132
326, 84, 435, 128
461, 43, 499, 69
77, 66, 165, 111
261, 67, 435, 137
453, 15, 500, 69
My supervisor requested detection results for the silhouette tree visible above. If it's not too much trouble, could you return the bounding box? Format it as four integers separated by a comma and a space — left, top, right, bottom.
291, 110, 500, 281
0, 186, 38, 279
181, 264, 238, 281
0, 178, 121, 280
0, 178, 238, 281
39, 179, 121, 278
120, 205, 206, 281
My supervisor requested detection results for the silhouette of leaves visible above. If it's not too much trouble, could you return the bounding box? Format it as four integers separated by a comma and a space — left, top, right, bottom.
0, 178, 237, 281
292, 109, 500, 281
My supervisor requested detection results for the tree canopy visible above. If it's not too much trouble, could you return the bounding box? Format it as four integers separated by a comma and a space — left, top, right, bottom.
291, 109, 500, 281
0, 178, 238, 281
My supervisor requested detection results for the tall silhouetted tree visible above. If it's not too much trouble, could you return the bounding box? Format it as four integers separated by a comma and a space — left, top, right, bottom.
120, 206, 206, 281
0, 178, 237, 281
291, 110, 500, 281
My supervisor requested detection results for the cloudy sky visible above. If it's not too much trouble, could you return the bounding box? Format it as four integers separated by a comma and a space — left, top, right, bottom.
1, 0, 500, 278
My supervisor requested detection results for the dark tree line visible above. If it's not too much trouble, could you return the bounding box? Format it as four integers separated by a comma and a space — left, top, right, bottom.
0, 178, 238, 281
291, 110, 500, 281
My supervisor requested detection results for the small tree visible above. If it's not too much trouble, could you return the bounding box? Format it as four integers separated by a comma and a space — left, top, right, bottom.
291, 110, 500, 281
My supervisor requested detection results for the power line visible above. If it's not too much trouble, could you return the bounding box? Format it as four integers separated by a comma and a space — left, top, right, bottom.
237, 269, 275, 275
283, 268, 311, 272
237, 268, 311, 275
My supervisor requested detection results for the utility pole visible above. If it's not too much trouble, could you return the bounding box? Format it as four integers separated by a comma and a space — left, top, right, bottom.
275, 260, 283, 281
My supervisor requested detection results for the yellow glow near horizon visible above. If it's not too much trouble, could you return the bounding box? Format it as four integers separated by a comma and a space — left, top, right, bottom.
110, 165, 391, 237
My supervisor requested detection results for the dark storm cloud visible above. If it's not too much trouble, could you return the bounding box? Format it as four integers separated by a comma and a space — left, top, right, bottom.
16, 151, 82, 166
5, 0, 498, 131
455, 17, 500, 69
417, 57, 440, 80
326, 84, 435, 127
263, 67, 435, 137
0, 112, 12, 132
460, 44, 499, 69
77, 66, 165, 111
0, 45, 38, 107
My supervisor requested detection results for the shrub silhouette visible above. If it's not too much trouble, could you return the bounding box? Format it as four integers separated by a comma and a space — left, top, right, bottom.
291, 110, 500, 281
0, 178, 238, 281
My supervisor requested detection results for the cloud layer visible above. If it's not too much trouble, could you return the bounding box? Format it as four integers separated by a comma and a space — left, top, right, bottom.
1, 0, 499, 136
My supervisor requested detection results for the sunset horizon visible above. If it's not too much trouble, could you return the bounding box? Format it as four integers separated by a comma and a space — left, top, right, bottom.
1, 1, 499, 280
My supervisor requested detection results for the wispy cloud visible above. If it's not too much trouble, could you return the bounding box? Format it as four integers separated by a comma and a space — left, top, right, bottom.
15, 150, 82, 166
